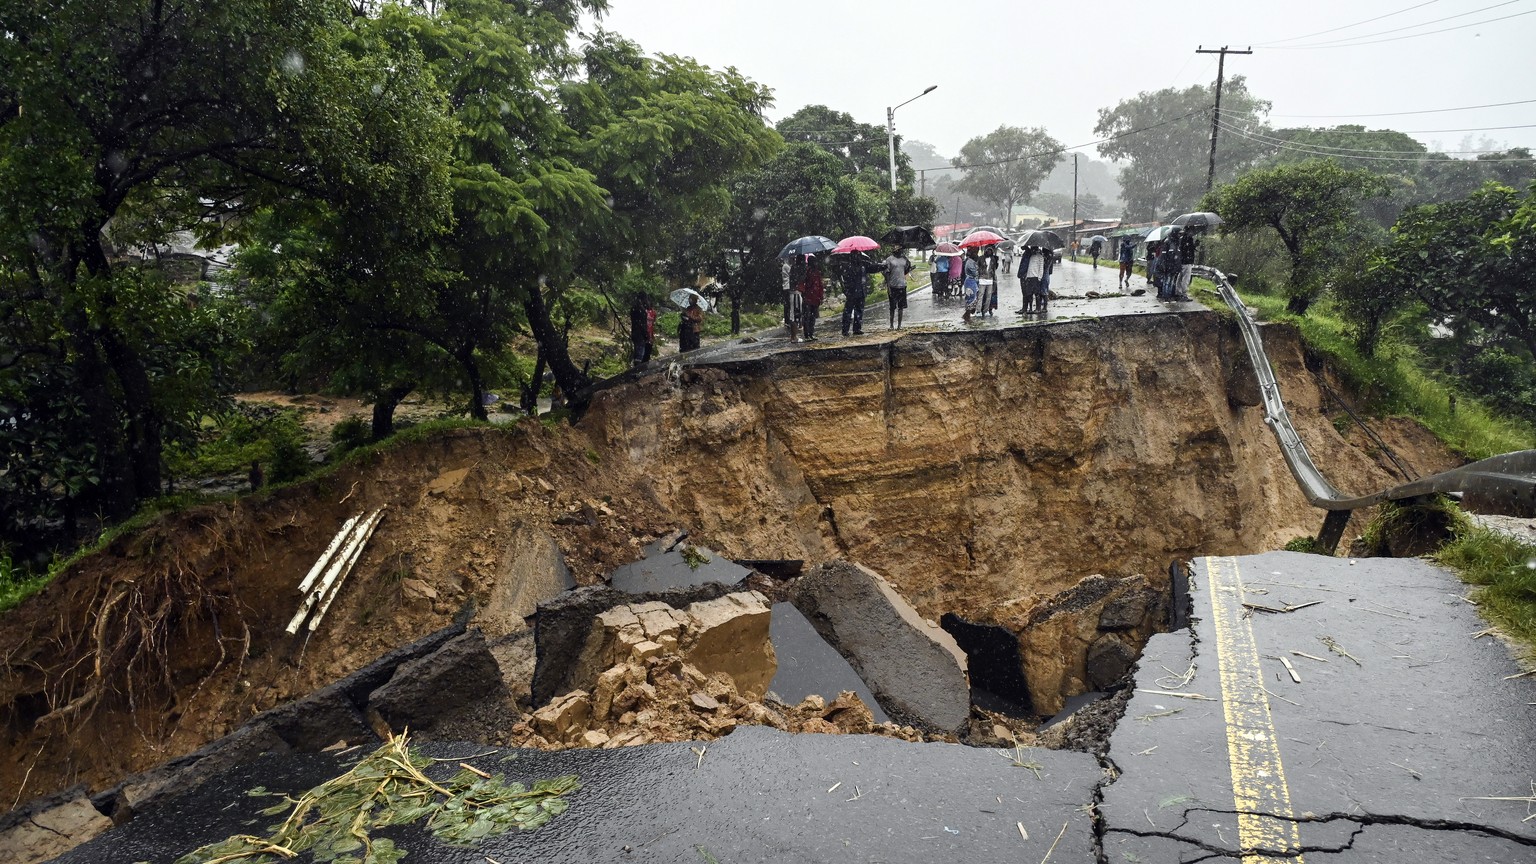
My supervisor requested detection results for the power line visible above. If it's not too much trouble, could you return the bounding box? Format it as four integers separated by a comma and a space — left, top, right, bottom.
1215, 112, 1536, 135
1268, 0, 1523, 47
1231, 97, 1536, 119
947, 106, 1213, 171
1256, 0, 1443, 46
1268, 7, 1536, 48
1214, 120, 1536, 162
1216, 121, 1516, 154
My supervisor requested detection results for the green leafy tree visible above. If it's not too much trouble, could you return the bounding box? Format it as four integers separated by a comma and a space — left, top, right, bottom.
777, 105, 909, 189
0, 0, 452, 536
951, 126, 1064, 227
1376, 181, 1536, 361
1202, 159, 1390, 314
1096, 77, 1273, 220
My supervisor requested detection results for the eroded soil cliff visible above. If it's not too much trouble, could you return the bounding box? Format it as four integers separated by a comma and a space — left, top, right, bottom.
0, 312, 1452, 806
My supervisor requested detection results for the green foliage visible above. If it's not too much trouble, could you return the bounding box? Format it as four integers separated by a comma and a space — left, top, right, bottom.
0, 554, 53, 613
329, 416, 373, 459
1374, 181, 1536, 362
1283, 536, 1327, 555
176, 734, 578, 864
1237, 292, 1536, 458
167, 405, 312, 484
1095, 77, 1273, 220
680, 545, 709, 570
1202, 159, 1391, 314
951, 126, 1065, 222
1435, 525, 1536, 660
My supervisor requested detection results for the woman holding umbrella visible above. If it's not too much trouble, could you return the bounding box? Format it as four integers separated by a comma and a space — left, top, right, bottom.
797, 255, 826, 341
831, 236, 884, 337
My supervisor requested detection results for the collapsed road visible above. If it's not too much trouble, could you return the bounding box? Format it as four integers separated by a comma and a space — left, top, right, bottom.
3, 264, 1533, 863
34, 551, 1536, 863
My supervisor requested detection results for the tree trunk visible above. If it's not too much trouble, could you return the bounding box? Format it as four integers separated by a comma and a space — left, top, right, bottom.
520, 347, 547, 415
459, 350, 488, 421
522, 285, 591, 415
730, 286, 740, 335
370, 381, 415, 440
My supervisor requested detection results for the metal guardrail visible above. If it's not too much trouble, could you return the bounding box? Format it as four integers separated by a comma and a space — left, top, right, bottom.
1195, 265, 1536, 517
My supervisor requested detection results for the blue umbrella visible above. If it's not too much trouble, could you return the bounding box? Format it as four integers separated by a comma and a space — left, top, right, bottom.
779, 235, 837, 259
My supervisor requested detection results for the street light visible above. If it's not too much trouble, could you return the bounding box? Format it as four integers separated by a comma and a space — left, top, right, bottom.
887, 84, 937, 192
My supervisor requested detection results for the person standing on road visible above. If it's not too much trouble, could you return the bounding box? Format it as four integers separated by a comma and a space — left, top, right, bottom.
629, 293, 650, 366
1175, 228, 1198, 301
680, 295, 704, 351
838, 252, 882, 336
931, 252, 950, 298
1015, 246, 1047, 314
882, 247, 914, 330
799, 256, 825, 341
982, 247, 1000, 314
1089, 236, 1104, 269
1117, 240, 1136, 290
1157, 234, 1183, 300
960, 250, 981, 322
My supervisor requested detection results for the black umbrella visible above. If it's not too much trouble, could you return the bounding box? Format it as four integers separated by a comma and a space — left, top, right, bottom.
779, 235, 837, 259
878, 225, 938, 249
1015, 229, 1064, 250
1171, 212, 1224, 231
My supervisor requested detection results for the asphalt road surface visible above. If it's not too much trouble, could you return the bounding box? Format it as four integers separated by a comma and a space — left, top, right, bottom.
57, 553, 1535, 863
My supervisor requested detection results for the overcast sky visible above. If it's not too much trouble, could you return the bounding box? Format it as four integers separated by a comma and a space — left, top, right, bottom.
593, 0, 1536, 165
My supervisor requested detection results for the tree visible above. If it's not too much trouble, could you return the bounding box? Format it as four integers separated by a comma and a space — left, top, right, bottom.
1202, 159, 1390, 314
951, 126, 1063, 227
0, 0, 452, 536
1096, 77, 1273, 221
1376, 181, 1536, 361
777, 105, 911, 189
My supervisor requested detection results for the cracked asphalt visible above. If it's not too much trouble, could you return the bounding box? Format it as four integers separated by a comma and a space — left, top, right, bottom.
56, 552, 1535, 863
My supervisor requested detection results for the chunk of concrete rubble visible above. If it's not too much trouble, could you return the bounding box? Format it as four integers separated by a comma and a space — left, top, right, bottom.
792, 561, 971, 733
767, 601, 890, 724
533, 690, 592, 744
0, 796, 113, 864
572, 592, 776, 699
1013, 574, 1165, 715
367, 629, 508, 733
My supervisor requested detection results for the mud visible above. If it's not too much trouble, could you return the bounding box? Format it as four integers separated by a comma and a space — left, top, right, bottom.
0, 312, 1458, 815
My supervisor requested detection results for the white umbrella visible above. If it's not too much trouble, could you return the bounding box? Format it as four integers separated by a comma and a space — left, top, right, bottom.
669, 288, 713, 311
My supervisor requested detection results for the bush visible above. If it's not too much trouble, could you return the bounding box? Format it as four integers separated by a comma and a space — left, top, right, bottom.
329, 415, 373, 458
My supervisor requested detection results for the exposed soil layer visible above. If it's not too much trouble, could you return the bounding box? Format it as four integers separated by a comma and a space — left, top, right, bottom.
0, 312, 1457, 808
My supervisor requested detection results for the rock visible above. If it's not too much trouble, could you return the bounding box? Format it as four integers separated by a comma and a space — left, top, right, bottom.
479, 526, 574, 638
590, 665, 631, 722
532, 691, 591, 743
630, 639, 664, 661
797, 718, 840, 735
400, 578, 438, 602
368, 630, 507, 733
793, 561, 970, 733
579, 729, 610, 748
0, 797, 113, 864
682, 592, 777, 699
823, 691, 874, 735
1098, 591, 1149, 631
690, 692, 721, 712
797, 694, 826, 713
1085, 634, 1138, 690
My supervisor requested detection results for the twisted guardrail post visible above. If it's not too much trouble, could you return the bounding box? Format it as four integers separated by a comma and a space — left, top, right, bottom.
1193, 265, 1536, 552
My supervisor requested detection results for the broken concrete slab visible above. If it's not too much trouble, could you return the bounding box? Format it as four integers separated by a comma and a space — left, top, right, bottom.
767, 602, 890, 724
1014, 573, 1165, 715
478, 525, 574, 637
607, 535, 750, 594
367, 629, 508, 733
793, 561, 970, 733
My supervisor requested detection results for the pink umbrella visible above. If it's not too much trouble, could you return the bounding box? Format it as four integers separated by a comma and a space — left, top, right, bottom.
933, 241, 963, 257
957, 229, 1005, 249
832, 235, 880, 254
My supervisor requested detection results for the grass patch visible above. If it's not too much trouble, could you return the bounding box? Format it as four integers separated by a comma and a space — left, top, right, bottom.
1436, 522, 1536, 661
1233, 292, 1535, 459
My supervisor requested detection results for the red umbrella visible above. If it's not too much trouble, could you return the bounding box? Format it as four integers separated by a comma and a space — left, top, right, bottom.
832, 235, 880, 254
932, 241, 963, 257
958, 229, 1005, 249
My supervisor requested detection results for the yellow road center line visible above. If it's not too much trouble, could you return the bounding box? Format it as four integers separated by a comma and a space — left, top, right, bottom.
1202, 556, 1304, 863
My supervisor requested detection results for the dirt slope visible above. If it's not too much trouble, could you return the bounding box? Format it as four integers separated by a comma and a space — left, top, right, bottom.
0, 311, 1455, 805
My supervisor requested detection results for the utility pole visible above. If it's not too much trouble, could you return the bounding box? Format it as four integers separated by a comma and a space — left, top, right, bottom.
1070, 153, 1078, 258
1197, 45, 1252, 194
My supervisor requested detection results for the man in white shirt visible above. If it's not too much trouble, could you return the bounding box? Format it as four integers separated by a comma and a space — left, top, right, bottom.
882, 247, 914, 330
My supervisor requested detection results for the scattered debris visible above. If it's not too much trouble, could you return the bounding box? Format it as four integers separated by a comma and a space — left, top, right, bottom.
1039, 820, 1069, 864
288, 507, 386, 635
1135, 707, 1184, 723
1290, 651, 1329, 663
1017, 822, 1029, 842
1134, 689, 1216, 701
1278, 656, 1301, 683
1388, 761, 1422, 781
1241, 600, 1322, 614
175, 733, 576, 864
1320, 635, 1362, 666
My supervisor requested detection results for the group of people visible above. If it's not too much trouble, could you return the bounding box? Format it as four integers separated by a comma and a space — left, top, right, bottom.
1146, 227, 1199, 302
783, 246, 915, 342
